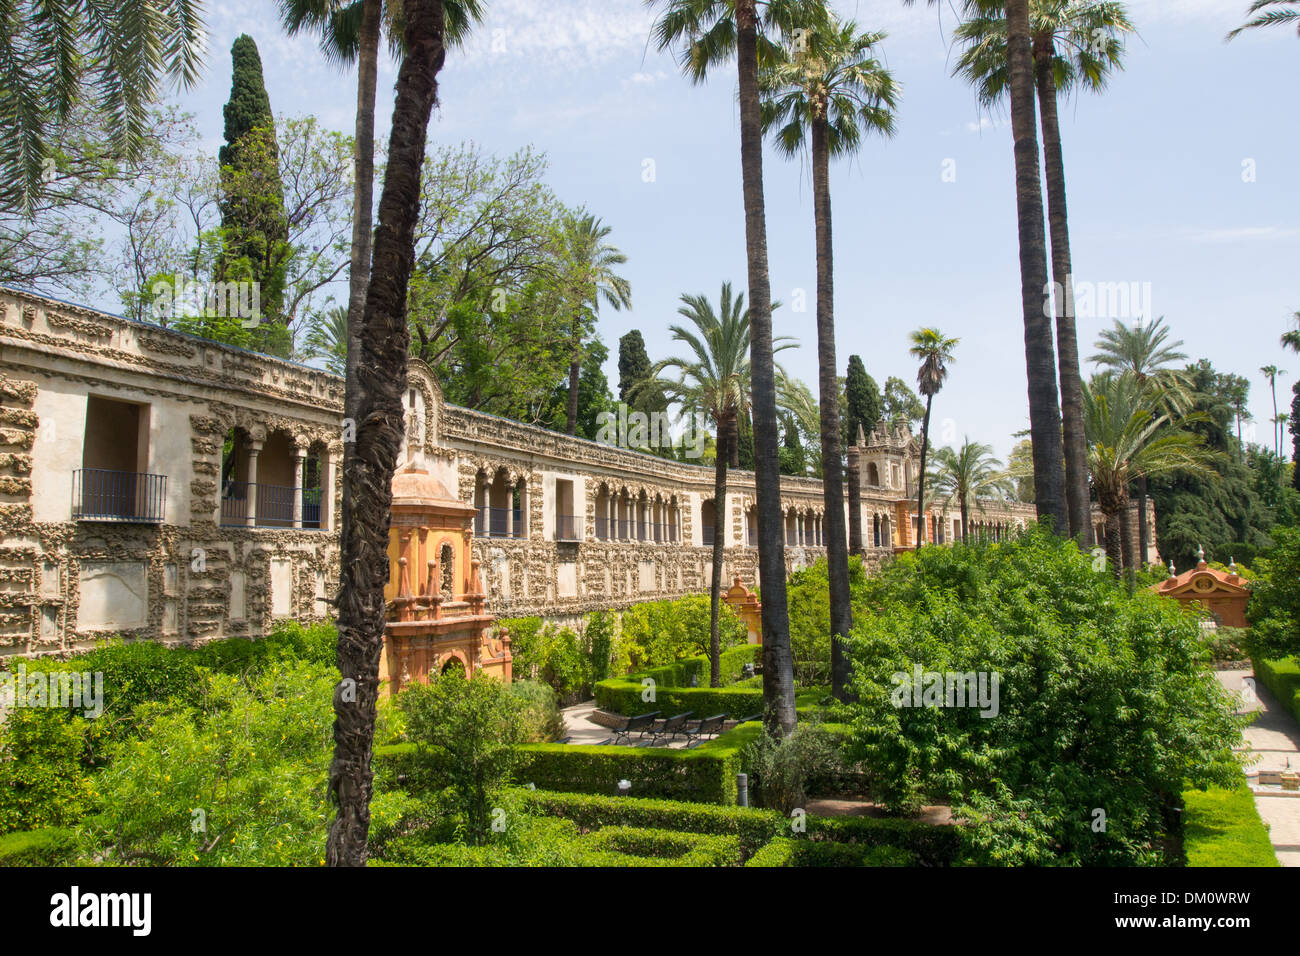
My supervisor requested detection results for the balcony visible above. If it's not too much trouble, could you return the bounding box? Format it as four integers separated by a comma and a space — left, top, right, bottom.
72, 469, 166, 523
475, 506, 525, 539
555, 515, 582, 542
220, 482, 323, 529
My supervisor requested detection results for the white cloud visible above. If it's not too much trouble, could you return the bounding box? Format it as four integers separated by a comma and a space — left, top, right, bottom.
1181, 225, 1300, 243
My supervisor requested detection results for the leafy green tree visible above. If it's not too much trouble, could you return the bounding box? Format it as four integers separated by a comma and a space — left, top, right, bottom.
847, 527, 1244, 864
909, 327, 960, 548
929, 439, 1012, 541
543, 337, 616, 440
1247, 525, 1300, 661
0, 0, 206, 210
396, 670, 526, 846
953, 0, 1134, 546
882, 375, 925, 430
304, 305, 348, 374
1007, 437, 1036, 503
843, 354, 883, 447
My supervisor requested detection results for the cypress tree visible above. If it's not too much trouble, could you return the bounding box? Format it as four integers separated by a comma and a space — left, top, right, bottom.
215, 34, 290, 352
618, 330, 652, 404
843, 354, 883, 446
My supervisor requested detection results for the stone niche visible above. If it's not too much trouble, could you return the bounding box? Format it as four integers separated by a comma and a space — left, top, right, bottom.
77, 561, 148, 631
270, 558, 293, 618
556, 560, 577, 599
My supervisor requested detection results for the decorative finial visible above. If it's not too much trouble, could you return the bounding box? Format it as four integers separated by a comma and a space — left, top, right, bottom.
1196, 544, 1205, 565
1168, 560, 1176, 578
1229, 556, 1237, 574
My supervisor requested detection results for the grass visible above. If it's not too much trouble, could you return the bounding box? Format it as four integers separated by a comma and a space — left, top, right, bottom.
1182, 782, 1279, 868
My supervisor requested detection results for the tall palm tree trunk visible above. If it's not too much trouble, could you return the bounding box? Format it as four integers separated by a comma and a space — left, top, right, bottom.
1136, 475, 1149, 569
709, 417, 731, 688
343, 0, 381, 433
566, 336, 581, 436
811, 116, 853, 702
1007, 0, 1067, 535
1119, 499, 1135, 575
846, 448, 863, 554
915, 394, 933, 548
328, 0, 445, 868
1035, 37, 1090, 547
1103, 509, 1123, 581
960, 493, 969, 542
737, 0, 795, 737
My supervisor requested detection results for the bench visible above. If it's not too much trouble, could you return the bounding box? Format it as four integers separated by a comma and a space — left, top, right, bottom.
601, 710, 661, 746
681, 713, 727, 747
648, 710, 694, 745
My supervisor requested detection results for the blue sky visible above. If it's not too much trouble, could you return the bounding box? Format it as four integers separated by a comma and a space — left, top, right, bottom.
168, 0, 1297, 460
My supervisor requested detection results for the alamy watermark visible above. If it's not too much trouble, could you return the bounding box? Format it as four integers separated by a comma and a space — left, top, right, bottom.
151, 275, 262, 326
0, 664, 104, 718
1043, 275, 1153, 323
595, 404, 708, 459
890, 665, 1001, 718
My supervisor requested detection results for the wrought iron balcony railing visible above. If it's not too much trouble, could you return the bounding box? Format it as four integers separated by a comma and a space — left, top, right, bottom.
72, 469, 166, 523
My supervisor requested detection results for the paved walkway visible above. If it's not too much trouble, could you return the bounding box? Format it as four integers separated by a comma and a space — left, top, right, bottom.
1217, 668, 1300, 867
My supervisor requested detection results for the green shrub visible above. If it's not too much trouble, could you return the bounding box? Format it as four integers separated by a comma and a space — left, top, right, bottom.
82, 660, 348, 866
1181, 781, 1279, 867
397, 669, 527, 844
1253, 657, 1300, 727
0, 707, 97, 834
517, 788, 783, 858
620, 595, 747, 669
0, 827, 79, 866
743, 722, 844, 814
1247, 526, 1300, 660
846, 526, 1244, 866
585, 611, 617, 685
745, 837, 913, 867
787, 555, 868, 684
1205, 627, 1250, 664
592, 645, 762, 716
511, 723, 760, 805
508, 679, 566, 743
581, 825, 741, 866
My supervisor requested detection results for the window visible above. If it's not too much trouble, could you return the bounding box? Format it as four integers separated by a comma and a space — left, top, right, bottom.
73, 396, 165, 522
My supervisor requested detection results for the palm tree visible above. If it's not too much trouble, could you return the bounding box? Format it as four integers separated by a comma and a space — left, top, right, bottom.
560, 212, 632, 436
0, 0, 207, 210
953, 0, 1134, 548
1261, 365, 1286, 455
1090, 315, 1189, 568
760, 13, 897, 703
639, 282, 796, 688
1227, 2, 1300, 40
648, 0, 830, 736
328, 0, 447, 868
279, 0, 484, 429
304, 305, 349, 375
1082, 372, 1218, 580
909, 328, 959, 549
930, 439, 1013, 542
1279, 311, 1300, 354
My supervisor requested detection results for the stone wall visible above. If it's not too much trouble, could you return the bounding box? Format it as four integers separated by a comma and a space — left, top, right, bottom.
0, 286, 1146, 658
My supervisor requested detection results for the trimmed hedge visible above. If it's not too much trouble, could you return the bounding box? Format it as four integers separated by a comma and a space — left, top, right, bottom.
1182, 782, 1279, 868
745, 837, 913, 867
0, 827, 78, 866
799, 815, 965, 867
1253, 657, 1300, 728
593, 646, 762, 717
519, 788, 783, 858
512, 723, 765, 805
582, 826, 741, 866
